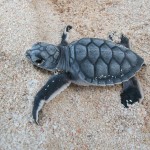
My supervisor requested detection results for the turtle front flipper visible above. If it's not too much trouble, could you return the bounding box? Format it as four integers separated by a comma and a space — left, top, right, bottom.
60, 25, 72, 46
121, 77, 143, 108
33, 73, 71, 124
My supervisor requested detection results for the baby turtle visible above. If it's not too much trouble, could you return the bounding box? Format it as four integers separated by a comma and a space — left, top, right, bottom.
26, 26, 144, 124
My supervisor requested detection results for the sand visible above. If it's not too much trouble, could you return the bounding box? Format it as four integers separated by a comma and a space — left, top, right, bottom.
0, 0, 150, 149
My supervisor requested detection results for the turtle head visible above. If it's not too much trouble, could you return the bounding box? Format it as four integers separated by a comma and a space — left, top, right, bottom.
26, 42, 60, 71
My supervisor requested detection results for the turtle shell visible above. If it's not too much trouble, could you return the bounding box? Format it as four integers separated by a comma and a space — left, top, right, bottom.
68, 38, 144, 86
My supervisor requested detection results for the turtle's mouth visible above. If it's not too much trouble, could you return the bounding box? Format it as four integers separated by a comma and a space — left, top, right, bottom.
26, 50, 32, 59
26, 54, 31, 59
26, 52, 32, 61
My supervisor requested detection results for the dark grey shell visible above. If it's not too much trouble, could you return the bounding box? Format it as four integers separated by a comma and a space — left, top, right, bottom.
68, 38, 144, 86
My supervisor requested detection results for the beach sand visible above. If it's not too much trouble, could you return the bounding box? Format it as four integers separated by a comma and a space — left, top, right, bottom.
0, 0, 150, 149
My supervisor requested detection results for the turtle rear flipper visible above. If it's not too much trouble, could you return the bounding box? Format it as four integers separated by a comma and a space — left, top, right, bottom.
118, 34, 143, 107
121, 77, 143, 108
108, 32, 144, 108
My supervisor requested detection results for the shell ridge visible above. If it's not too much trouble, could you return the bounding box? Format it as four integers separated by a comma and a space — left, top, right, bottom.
104, 41, 114, 81
93, 51, 101, 83
100, 42, 113, 64
125, 50, 139, 68
81, 57, 92, 77
100, 42, 114, 85
124, 50, 134, 68
99, 43, 108, 64
91, 40, 102, 84
117, 46, 127, 76
120, 50, 134, 78
77, 42, 87, 47
120, 59, 144, 79
91, 38, 99, 48
96, 43, 107, 84
77, 39, 95, 79
87, 38, 100, 82
111, 46, 125, 65
111, 47, 122, 65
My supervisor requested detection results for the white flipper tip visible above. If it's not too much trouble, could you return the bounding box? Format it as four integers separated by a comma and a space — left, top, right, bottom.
34, 100, 45, 125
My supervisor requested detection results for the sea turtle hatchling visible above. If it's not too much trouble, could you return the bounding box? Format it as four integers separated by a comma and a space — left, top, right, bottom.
26, 26, 144, 124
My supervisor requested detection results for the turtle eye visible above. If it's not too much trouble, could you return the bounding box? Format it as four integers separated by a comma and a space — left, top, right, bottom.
35, 58, 44, 65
